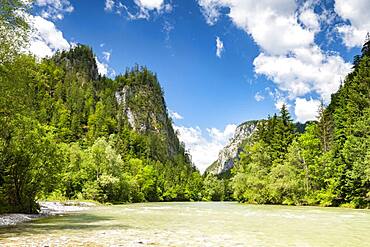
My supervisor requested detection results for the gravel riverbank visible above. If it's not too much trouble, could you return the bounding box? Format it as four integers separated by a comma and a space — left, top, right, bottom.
0, 201, 95, 226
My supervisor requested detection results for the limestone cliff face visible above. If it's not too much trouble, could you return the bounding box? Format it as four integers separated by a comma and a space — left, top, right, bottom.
206, 120, 260, 175
49, 45, 187, 164
114, 67, 183, 159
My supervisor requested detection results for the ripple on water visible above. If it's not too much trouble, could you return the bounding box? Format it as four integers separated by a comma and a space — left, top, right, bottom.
1, 202, 370, 246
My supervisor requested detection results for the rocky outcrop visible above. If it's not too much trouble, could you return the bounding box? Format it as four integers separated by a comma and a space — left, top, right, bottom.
206, 120, 260, 175
114, 67, 183, 159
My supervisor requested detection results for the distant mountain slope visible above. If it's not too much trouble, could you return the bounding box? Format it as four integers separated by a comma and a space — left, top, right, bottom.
205, 119, 309, 175
205, 120, 260, 175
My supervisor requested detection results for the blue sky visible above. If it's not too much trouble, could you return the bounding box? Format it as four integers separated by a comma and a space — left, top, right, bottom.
28, 0, 369, 172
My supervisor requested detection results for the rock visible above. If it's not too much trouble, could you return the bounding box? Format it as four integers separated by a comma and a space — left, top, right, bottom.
205, 120, 260, 175
114, 71, 185, 159
0, 201, 95, 226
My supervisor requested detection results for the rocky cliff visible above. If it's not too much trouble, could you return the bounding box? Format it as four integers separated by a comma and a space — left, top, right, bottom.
205, 120, 260, 175
49, 45, 187, 163
114, 67, 184, 159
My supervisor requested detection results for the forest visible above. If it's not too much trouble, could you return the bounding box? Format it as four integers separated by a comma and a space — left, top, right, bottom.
0, 1, 208, 213
230, 37, 370, 208
1, 1, 370, 214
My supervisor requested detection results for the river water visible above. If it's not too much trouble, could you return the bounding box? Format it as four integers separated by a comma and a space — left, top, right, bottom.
1, 202, 369, 246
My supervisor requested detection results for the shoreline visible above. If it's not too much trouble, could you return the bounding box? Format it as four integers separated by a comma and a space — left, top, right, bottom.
0, 201, 96, 227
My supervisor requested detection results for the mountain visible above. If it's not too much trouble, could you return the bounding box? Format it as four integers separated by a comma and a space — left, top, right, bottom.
0, 44, 201, 213
205, 119, 309, 176
53, 45, 100, 81
205, 120, 260, 175
48, 45, 186, 163
115, 67, 185, 161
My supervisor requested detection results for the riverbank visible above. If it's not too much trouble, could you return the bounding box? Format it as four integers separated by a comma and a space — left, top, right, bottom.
0, 201, 96, 226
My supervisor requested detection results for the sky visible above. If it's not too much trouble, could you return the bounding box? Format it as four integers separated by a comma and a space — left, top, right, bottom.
27, 0, 370, 172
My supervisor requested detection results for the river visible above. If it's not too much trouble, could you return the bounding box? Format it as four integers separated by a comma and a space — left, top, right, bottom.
0, 202, 369, 246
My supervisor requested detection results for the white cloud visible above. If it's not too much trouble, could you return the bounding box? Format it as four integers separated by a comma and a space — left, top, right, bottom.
294, 98, 321, 123
35, 0, 74, 20
198, 0, 353, 120
174, 124, 237, 173
298, 3, 320, 33
275, 100, 287, 111
216, 36, 224, 58
198, 0, 314, 55
207, 124, 236, 143
163, 20, 174, 46
254, 92, 264, 102
198, 0, 222, 25
135, 0, 164, 11
334, 0, 370, 48
265, 87, 290, 110
27, 15, 70, 58
169, 110, 184, 120
109, 0, 171, 20
164, 3, 173, 13
105, 0, 115, 11
95, 56, 116, 77
95, 57, 108, 76
29, 40, 54, 58
254, 46, 351, 102
102, 51, 111, 62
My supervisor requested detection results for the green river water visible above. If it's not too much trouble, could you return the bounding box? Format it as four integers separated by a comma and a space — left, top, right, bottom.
0, 202, 369, 246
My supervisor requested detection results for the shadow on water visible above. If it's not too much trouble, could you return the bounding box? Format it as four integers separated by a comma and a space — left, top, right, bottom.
0, 212, 133, 238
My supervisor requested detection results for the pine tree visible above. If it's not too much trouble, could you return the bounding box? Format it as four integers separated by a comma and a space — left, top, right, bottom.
361, 32, 370, 58
317, 101, 333, 152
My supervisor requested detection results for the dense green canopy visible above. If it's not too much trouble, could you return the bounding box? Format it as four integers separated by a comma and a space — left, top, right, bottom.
231, 37, 370, 208
1, 2, 369, 213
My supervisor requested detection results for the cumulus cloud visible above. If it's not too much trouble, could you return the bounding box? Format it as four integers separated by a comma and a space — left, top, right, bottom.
254, 46, 351, 102
95, 56, 116, 77
294, 98, 321, 123
107, 0, 171, 20
199, 0, 314, 55
265, 87, 290, 110
95, 57, 109, 76
207, 124, 236, 143
105, 0, 115, 11
174, 124, 237, 173
216, 36, 224, 58
298, 2, 320, 33
198, 0, 353, 119
27, 15, 70, 58
169, 110, 184, 120
334, 0, 370, 48
35, 0, 74, 20
102, 51, 111, 62
135, 0, 164, 10
198, 0, 222, 25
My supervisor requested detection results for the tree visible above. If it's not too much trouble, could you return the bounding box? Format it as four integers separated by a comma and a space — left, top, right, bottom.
0, 116, 62, 213
203, 174, 225, 201
0, 0, 30, 64
317, 101, 333, 152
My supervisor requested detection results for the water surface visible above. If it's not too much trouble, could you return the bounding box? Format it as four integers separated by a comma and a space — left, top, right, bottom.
1, 202, 369, 246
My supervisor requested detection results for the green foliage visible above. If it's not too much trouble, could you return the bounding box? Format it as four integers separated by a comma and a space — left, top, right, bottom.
0, 41, 204, 212
0, 0, 30, 64
231, 39, 370, 208
203, 174, 225, 201
0, 115, 62, 213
